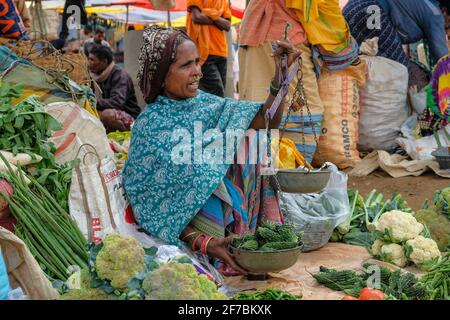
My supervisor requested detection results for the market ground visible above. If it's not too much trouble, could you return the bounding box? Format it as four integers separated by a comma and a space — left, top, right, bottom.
348, 171, 450, 211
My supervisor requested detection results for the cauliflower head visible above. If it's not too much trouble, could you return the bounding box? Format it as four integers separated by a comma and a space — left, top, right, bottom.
376, 210, 424, 242
371, 239, 385, 257
95, 233, 145, 289
59, 288, 117, 300
380, 243, 407, 268
142, 262, 227, 300
405, 236, 441, 268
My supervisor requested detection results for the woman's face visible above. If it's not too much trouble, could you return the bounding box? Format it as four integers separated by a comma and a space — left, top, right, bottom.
163, 40, 201, 100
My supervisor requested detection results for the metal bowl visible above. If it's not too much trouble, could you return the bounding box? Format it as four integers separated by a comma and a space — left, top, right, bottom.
229, 245, 302, 274
270, 168, 331, 193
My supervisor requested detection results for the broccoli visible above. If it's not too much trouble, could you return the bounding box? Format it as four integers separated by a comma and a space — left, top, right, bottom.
59, 288, 118, 300
142, 262, 227, 300
95, 233, 145, 290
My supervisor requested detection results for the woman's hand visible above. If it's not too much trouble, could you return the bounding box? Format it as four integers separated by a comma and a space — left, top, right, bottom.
206, 236, 248, 275
272, 40, 301, 87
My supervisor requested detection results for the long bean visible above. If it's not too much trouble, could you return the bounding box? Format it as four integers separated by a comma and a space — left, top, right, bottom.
12, 188, 87, 260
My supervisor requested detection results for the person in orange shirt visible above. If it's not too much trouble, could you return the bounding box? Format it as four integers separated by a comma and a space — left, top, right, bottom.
186, 0, 231, 97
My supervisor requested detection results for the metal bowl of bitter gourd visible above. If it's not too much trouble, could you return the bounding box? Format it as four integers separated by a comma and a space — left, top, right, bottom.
229, 223, 303, 278
230, 245, 302, 276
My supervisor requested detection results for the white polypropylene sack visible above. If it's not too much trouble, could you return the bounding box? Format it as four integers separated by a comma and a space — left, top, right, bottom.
280, 163, 350, 252
358, 56, 409, 151
45, 102, 114, 165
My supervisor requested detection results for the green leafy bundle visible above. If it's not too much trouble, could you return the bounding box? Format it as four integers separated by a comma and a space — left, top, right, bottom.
313, 263, 428, 300
0, 81, 73, 211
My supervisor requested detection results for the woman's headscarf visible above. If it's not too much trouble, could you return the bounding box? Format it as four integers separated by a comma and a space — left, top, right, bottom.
137, 26, 190, 103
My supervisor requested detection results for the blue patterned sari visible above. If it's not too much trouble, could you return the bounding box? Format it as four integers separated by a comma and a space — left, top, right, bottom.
123, 91, 265, 246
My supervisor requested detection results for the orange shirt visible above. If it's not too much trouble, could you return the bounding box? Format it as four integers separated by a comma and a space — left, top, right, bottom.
239, 0, 306, 47
187, 0, 231, 61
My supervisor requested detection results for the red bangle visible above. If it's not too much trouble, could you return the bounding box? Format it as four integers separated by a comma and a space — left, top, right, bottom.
191, 233, 205, 252
201, 236, 213, 255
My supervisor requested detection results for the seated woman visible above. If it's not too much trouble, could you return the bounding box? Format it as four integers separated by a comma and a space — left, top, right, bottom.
123, 26, 300, 275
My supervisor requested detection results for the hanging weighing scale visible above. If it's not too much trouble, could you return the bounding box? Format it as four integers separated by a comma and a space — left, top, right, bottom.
230, 23, 331, 281
263, 22, 331, 194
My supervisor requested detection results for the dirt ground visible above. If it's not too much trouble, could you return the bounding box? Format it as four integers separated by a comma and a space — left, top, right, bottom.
348, 170, 450, 211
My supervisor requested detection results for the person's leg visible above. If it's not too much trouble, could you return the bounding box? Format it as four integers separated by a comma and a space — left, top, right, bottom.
216, 56, 228, 92
199, 56, 225, 97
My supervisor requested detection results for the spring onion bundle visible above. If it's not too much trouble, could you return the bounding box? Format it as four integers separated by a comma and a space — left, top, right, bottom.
0, 154, 88, 281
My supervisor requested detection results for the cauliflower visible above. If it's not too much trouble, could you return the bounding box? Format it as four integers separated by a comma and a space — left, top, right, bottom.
375, 210, 424, 242
59, 288, 117, 300
142, 262, 227, 300
371, 239, 385, 256
380, 243, 408, 268
405, 236, 441, 268
95, 233, 145, 290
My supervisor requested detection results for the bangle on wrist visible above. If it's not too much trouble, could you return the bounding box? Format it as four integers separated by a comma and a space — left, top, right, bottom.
270, 80, 280, 96
182, 231, 198, 242
191, 233, 205, 252
201, 236, 214, 255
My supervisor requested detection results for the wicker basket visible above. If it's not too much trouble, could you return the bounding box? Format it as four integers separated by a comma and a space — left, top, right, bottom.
64, 52, 91, 85
150, 0, 176, 10
7, 39, 91, 85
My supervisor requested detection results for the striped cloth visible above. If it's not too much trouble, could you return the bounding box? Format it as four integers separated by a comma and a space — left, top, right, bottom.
342, 0, 409, 67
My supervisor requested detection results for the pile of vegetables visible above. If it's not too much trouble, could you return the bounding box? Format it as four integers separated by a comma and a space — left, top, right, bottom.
415, 208, 450, 252
419, 253, 450, 300
0, 82, 73, 211
369, 210, 441, 269
57, 233, 226, 300
232, 221, 303, 251
331, 189, 413, 247
0, 154, 88, 281
313, 263, 428, 300
107, 131, 131, 170
232, 289, 298, 300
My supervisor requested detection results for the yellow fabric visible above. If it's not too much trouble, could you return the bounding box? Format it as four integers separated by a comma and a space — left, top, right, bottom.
285, 0, 350, 53
186, 0, 231, 64
272, 138, 313, 169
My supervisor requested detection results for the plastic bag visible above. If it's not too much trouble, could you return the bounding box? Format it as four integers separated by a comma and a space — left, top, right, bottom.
280, 163, 350, 252
0, 247, 11, 300
397, 124, 450, 160
69, 145, 130, 243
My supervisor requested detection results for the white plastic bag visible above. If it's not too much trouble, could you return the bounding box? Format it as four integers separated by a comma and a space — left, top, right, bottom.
281, 163, 350, 252
358, 56, 409, 151
69, 144, 129, 243
397, 124, 450, 160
